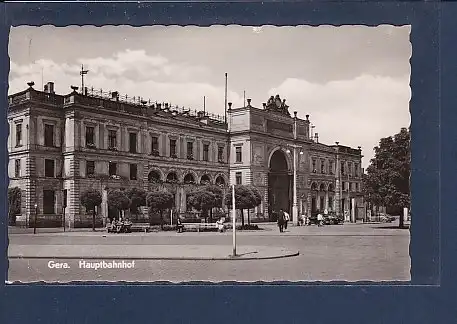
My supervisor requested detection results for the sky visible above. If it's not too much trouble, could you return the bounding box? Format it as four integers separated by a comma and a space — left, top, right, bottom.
8, 25, 411, 169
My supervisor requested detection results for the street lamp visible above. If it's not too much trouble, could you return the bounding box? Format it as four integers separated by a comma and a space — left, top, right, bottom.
33, 203, 38, 234
287, 111, 304, 225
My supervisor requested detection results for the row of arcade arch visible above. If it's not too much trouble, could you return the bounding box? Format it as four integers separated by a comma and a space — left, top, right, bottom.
147, 169, 227, 186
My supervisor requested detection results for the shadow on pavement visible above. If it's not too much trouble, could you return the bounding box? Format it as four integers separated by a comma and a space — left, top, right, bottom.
371, 225, 410, 230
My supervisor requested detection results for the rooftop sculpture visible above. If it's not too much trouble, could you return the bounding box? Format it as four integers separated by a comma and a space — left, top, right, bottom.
264, 94, 291, 117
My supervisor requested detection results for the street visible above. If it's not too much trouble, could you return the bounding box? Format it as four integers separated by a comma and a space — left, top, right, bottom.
7, 222, 410, 283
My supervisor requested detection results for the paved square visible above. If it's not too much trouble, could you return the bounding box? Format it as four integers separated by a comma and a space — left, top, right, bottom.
8, 221, 410, 283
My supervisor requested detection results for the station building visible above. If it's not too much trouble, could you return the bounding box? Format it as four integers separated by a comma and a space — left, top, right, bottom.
8, 82, 364, 227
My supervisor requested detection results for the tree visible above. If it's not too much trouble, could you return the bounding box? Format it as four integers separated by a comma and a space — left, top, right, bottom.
146, 190, 174, 229
80, 189, 103, 231
245, 185, 262, 225
125, 188, 147, 220
363, 127, 410, 228
8, 187, 21, 226
225, 185, 262, 227
188, 185, 223, 222
107, 189, 131, 221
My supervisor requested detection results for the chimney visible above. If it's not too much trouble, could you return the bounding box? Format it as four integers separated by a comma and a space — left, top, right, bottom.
84, 87, 88, 96
247, 98, 252, 107
305, 114, 309, 121
165, 103, 169, 109
294, 111, 297, 118
314, 132, 319, 143
262, 103, 266, 109
157, 103, 162, 109
111, 91, 119, 101
44, 82, 55, 94
228, 102, 232, 110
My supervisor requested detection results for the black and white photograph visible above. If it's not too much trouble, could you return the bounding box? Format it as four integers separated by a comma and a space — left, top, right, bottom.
7, 25, 411, 283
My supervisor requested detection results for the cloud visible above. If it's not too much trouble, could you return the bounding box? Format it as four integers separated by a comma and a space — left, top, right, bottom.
269, 75, 411, 168
9, 50, 242, 117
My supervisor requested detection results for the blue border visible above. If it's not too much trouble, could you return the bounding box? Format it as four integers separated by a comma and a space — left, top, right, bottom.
0, 1, 453, 323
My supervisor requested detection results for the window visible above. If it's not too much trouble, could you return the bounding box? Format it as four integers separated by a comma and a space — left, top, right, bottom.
109, 162, 117, 176
235, 172, 242, 185
44, 124, 54, 147
129, 132, 137, 153
356, 183, 360, 192
86, 161, 95, 177
321, 160, 325, 173
354, 163, 359, 177
348, 162, 353, 176
235, 146, 242, 163
16, 123, 22, 147
44, 159, 55, 177
340, 162, 345, 175
328, 196, 334, 211
43, 190, 55, 214
108, 130, 117, 149
329, 161, 334, 174
130, 164, 137, 180
320, 197, 324, 210
170, 139, 177, 157
312, 159, 316, 172
342, 181, 346, 191
218, 146, 224, 162
203, 144, 209, 161
86, 126, 95, 147
187, 142, 194, 159
14, 159, 20, 177
151, 136, 159, 155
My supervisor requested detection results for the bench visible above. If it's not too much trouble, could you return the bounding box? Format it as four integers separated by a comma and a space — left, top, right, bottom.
130, 223, 151, 233
182, 222, 217, 232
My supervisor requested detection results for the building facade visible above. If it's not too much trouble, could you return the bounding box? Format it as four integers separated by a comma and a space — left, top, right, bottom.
8, 82, 363, 227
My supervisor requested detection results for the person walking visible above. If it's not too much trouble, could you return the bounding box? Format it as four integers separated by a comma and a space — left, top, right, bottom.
277, 209, 285, 233
284, 210, 290, 230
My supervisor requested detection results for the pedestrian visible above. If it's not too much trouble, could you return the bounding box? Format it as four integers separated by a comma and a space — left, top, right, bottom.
317, 212, 323, 227
277, 209, 285, 233
216, 217, 225, 233
284, 210, 290, 230
176, 216, 184, 233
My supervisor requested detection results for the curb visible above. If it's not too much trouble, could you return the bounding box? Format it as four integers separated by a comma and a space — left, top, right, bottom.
9, 251, 299, 261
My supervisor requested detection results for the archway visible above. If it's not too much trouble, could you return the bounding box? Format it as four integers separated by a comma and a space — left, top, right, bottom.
184, 173, 196, 184
319, 183, 326, 212
166, 172, 178, 183
200, 174, 211, 185
148, 170, 161, 183
215, 175, 226, 186
268, 149, 290, 221
310, 182, 318, 215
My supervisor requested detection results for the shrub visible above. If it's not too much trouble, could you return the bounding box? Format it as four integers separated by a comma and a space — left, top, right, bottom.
8, 187, 21, 225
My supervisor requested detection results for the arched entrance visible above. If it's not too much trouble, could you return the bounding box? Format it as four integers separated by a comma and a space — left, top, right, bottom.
268, 149, 290, 221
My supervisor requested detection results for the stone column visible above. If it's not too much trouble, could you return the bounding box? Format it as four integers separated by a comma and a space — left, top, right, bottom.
306, 192, 311, 218
101, 188, 108, 225
351, 197, 356, 223
325, 192, 329, 211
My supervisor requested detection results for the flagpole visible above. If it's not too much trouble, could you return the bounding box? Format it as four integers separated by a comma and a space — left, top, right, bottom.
232, 184, 236, 257
224, 73, 228, 124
